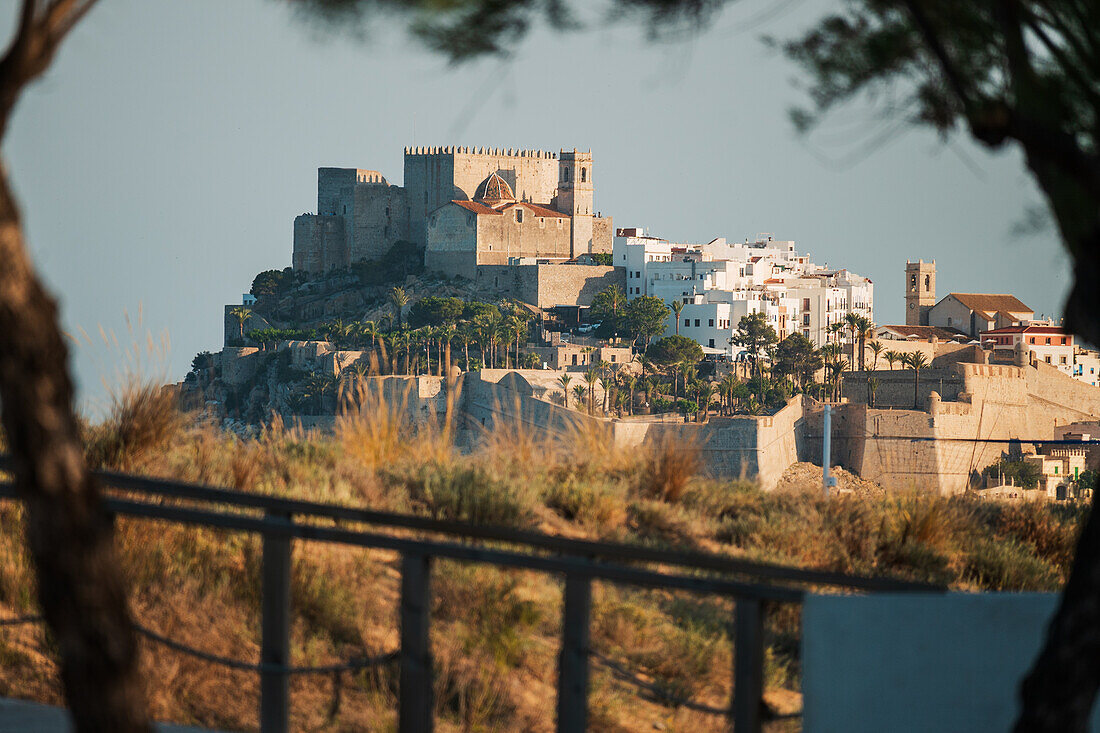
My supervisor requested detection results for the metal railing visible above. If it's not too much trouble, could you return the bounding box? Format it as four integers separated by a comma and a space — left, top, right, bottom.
0, 460, 939, 732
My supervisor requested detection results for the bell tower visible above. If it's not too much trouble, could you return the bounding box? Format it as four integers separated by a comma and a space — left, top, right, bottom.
905, 259, 936, 326
557, 149, 594, 257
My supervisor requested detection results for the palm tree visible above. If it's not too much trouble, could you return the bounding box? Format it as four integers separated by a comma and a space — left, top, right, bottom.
855, 315, 874, 370
583, 369, 599, 414
390, 287, 409, 329
825, 359, 847, 402
843, 312, 862, 369
622, 374, 637, 415
903, 352, 930, 409
867, 377, 880, 408
303, 370, 337, 414
559, 373, 573, 408
868, 340, 884, 371
228, 306, 251, 342
671, 300, 685, 335
827, 321, 846, 347
598, 376, 611, 414
359, 320, 378, 349
697, 380, 716, 420
884, 350, 904, 370
573, 384, 588, 412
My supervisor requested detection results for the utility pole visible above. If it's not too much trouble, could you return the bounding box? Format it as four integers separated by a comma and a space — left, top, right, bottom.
823, 404, 838, 497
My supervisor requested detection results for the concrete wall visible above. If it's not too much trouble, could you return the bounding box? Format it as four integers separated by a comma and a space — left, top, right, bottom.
802, 593, 1100, 733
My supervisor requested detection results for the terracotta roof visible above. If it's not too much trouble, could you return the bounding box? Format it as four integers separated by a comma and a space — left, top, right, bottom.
948, 293, 1032, 320
981, 325, 1068, 335
450, 200, 500, 216
878, 325, 966, 340
499, 201, 570, 219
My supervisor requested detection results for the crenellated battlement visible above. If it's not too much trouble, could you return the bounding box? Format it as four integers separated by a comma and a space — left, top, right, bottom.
403, 145, 558, 159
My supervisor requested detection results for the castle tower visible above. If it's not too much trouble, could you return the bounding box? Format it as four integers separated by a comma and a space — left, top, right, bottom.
906, 259, 936, 326
557, 149, 594, 257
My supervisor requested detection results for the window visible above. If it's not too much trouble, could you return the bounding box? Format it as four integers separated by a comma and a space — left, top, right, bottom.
385, 206, 390, 217
1046, 337, 1052, 345
947, 317, 953, 326
708, 339, 715, 347
924, 275, 930, 290
1061, 356, 1068, 364
516, 209, 523, 223
563, 167, 570, 182
910, 275, 916, 289
684, 319, 689, 327
611, 355, 616, 363
708, 319, 714, 327
1046, 356, 1052, 363
581, 167, 587, 182
803, 298, 810, 310
572, 354, 578, 365
694, 319, 700, 327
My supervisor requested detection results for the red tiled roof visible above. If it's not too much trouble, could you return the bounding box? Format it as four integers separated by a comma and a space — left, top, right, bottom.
948, 293, 1032, 320
450, 200, 500, 216
498, 201, 570, 219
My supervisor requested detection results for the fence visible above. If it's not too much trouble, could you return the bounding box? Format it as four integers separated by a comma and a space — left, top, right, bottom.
0, 461, 938, 732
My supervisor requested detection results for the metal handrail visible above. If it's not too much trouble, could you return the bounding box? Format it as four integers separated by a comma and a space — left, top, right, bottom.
0, 461, 946, 732
1, 456, 937, 593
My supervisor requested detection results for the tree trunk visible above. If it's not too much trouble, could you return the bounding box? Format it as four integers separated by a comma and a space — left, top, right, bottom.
0, 164, 149, 732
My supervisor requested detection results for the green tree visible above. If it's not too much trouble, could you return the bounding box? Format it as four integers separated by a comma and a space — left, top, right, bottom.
773, 333, 822, 390
589, 284, 627, 332
646, 335, 704, 369
884, 350, 904, 370
250, 267, 295, 299
986, 458, 1043, 491
732, 313, 779, 378
407, 295, 464, 328
583, 369, 599, 414
624, 296, 671, 350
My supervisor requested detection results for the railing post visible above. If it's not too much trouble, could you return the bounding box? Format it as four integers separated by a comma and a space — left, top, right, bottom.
732, 597, 764, 733
399, 552, 433, 733
557, 573, 592, 733
260, 510, 293, 733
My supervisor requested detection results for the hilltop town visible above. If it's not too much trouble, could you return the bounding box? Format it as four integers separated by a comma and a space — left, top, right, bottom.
179, 144, 1100, 500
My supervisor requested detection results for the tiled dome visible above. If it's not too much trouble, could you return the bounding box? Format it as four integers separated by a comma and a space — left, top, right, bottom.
475, 172, 515, 204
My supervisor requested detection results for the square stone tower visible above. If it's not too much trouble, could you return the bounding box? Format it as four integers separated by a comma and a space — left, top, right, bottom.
556, 149, 594, 257
906, 259, 936, 326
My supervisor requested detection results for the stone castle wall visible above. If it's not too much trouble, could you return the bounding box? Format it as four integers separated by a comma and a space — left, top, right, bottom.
472, 264, 624, 309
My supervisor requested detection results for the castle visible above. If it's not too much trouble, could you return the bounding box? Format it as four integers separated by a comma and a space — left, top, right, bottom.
293, 146, 613, 278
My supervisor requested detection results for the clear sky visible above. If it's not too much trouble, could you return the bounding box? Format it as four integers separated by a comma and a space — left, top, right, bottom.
2, 0, 1070, 415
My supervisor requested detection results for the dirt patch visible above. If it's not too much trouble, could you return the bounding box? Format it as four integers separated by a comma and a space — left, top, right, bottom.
775, 461, 887, 499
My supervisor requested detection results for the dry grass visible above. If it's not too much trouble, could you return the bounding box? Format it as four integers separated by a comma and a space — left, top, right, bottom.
0, 383, 1088, 730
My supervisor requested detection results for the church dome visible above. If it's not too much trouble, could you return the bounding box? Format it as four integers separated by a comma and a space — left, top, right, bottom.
475, 172, 515, 204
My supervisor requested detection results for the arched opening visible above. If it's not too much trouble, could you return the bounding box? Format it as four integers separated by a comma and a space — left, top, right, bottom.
581, 167, 587, 182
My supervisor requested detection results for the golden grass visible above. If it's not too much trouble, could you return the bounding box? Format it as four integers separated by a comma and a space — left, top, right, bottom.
0, 382, 1088, 730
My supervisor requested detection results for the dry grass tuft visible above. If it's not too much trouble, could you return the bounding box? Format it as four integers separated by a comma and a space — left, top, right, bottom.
85, 382, 182, 470
638, 433, 700, 503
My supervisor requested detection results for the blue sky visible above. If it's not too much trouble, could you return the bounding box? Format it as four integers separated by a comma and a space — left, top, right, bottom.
2, 0, 1068, 414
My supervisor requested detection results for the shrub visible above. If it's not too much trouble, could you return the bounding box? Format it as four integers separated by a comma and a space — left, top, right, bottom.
85, 382, 182, 470
404, 462, 536, 528
964, 537, 1061, 591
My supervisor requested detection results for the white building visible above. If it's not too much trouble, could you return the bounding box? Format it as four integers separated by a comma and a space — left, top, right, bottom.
981, 324, 1075, 376
613, 228, 874, 355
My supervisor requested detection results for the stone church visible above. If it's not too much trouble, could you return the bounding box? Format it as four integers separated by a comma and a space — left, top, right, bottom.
292, 146, 613, 278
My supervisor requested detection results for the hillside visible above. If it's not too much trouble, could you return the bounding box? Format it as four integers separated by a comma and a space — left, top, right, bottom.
0, 388, 1086, 731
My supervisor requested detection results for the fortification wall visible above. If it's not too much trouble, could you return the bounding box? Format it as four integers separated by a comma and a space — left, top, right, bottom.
350, 185, 409, 262
472, 264, 624, 308
592, 216, 613, 254
843, 368, 964, 409
425, 204, 479, 279
292, 215, 346, 274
